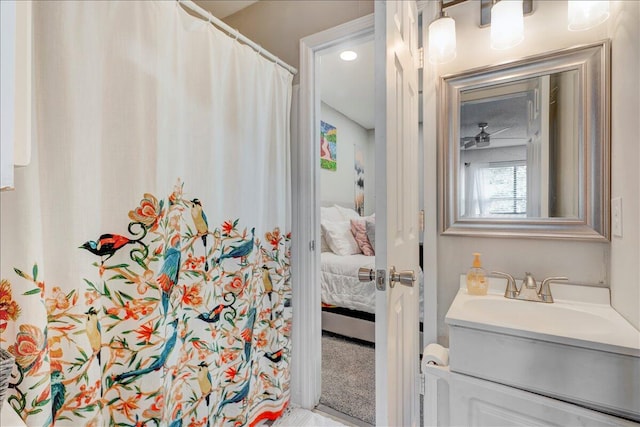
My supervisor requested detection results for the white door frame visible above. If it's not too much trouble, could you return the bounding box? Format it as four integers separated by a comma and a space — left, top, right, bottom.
421, 0, 439, 351
291, 14, 375, 409
290, 1, 439, 412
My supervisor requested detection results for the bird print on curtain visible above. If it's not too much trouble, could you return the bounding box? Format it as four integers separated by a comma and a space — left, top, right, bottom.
0, 179, 292, 427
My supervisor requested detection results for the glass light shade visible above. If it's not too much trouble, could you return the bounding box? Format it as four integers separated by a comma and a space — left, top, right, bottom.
568, 1, 610, 31
428, 15, 457, 64
491, 0, 524, 50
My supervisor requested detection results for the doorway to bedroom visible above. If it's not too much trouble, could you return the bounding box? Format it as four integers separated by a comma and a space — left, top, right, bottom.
316, 34, 377, 426
297, 6, 434, 425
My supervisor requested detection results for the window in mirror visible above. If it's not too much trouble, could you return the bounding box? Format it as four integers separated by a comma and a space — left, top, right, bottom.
461, 160, 527, 218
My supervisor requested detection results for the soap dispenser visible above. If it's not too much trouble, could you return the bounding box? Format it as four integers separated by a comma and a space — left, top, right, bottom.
466, 253, 488, 295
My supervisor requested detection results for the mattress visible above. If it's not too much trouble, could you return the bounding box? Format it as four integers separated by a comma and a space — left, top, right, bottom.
320, 252, 376, 314
321, 252, 425, 319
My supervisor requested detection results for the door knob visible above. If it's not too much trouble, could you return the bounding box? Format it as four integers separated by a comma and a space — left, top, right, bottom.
358, 267, 375, 282
389, 266, 416, 288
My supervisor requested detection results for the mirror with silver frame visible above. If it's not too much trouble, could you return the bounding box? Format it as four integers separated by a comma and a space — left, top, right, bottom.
439, 41, 610, 241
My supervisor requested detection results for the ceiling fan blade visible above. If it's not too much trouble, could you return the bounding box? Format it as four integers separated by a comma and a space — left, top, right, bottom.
461, 139, 476, 149
490, 127, 511, 136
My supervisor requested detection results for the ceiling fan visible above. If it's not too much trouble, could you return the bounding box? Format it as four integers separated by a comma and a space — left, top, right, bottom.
460, 122, 510, 149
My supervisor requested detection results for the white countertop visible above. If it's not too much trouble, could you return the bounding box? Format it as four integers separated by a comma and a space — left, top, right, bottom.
445, 275, 640, 357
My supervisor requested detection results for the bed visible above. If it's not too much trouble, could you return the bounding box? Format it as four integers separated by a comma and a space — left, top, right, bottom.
321, 252, 377, 342
321, 252, 376, 314
319, 203, 377, 342
319, 203, 423, 343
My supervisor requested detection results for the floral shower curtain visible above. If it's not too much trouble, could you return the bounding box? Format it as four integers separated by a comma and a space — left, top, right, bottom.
0, 2, 292, 426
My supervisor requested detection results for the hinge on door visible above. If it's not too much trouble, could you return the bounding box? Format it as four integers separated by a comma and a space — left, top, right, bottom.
418, 373, 426, 395
419, 209, 425, 233
418, 46, 424, 69
309, 240, 315, 251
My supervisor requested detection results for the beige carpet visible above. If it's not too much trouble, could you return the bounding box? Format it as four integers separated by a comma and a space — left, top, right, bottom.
320, 332, 375, 425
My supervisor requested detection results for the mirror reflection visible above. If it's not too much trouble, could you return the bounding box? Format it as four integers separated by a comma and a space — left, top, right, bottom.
440, 41, 609, 240
458, 70, 581, 220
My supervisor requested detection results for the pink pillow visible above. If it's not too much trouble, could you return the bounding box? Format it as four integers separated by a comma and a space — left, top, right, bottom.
350, 219, 374, 256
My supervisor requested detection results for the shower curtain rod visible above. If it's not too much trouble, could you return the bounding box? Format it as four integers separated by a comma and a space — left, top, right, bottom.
177, 0, 298, 75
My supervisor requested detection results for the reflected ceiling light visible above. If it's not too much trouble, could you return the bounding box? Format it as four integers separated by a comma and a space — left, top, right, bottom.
568, 1, 610, 31
428, 9, 457, 64
491, 0, 524, 50
339, 50, 357, 61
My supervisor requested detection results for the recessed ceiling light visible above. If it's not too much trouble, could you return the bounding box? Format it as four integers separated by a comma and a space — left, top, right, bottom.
339, 50, 358, 61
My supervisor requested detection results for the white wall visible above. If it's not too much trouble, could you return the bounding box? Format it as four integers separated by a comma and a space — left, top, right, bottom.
608, 0, 640, 331
426, 0, 640, 343
320, 102, 374, 214
219, 0, 374, 84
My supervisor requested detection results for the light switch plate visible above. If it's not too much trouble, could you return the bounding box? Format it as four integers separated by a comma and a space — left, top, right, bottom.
612, 197, 622, 237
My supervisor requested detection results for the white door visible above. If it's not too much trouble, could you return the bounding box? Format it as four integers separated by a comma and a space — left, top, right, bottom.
374, 1, 420, 426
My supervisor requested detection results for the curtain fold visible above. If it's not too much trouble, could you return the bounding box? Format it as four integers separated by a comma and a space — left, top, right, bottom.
0, 2, 292, 426
463, 162, 490, 217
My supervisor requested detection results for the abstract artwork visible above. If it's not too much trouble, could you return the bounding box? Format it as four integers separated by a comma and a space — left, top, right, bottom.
355, 146, 365, 216
320, 121, 337, 171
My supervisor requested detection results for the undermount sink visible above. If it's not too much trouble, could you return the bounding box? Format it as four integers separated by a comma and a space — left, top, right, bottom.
445, 275, 640, 422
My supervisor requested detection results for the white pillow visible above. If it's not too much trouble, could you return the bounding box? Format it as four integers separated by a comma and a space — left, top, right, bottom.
334, 204, 361, 220
321, 220, 362, 256
320, 206, 343, 252
320, 234, 332, 252
321, 206, 344, 222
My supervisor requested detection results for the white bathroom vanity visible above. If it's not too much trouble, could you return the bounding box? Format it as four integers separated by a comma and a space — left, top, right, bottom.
423, 275, 640, 426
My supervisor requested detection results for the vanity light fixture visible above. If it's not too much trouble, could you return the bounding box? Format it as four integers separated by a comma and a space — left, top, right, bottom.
490, 0, 524, 50
339, 50, 358, 61
428, 0, 610, 65
428, 8, 457, 64
568, 1, 610, 31
429, 0, 528, 64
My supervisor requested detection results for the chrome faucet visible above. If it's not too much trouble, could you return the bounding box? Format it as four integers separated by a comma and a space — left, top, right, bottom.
538, 276, 569, 303
492, 271, 568, 303
492, 271, 518, 298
